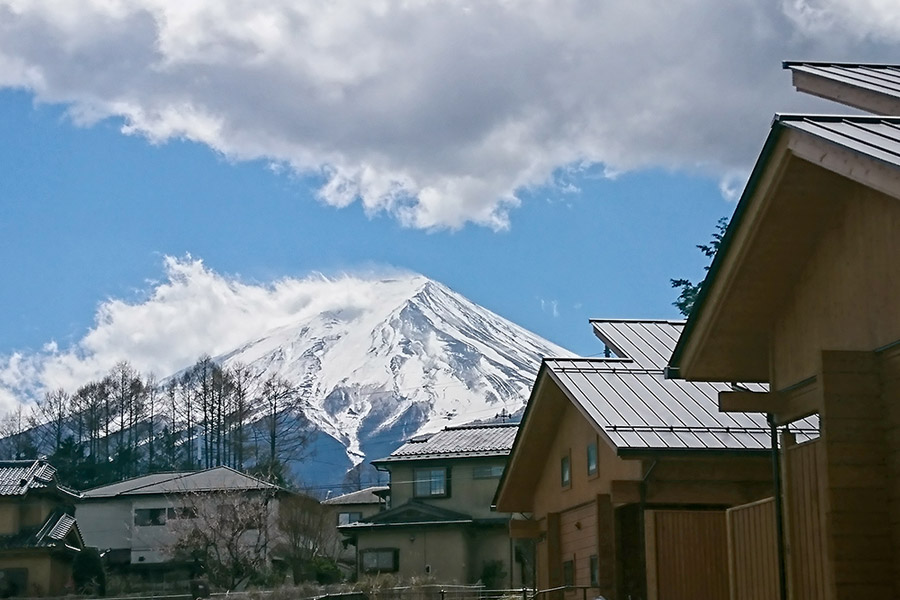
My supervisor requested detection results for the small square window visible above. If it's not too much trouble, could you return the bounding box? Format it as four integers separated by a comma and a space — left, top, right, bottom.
590, 555, 599, 587
414, 468, 450, 498
587, 441, 598, 476
560, 455, 571, 488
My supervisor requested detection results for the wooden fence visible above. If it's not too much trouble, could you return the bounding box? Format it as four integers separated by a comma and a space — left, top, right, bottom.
783, 437, 826, 600
727, 497, 778, 600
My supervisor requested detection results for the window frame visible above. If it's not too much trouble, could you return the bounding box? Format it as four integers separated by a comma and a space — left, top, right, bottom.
562, 559, 575, 586
560, 453, 571, 489
472, 464, 505, 479
587, 439, 599, 477
338, 511, 363, 526
413, 467, 451, 498
134, 508, 167, 527
360, 548, 399, 573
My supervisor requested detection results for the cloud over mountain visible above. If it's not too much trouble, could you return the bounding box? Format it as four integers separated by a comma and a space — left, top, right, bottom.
0, 257, 433, 409
1, 1, 896, 229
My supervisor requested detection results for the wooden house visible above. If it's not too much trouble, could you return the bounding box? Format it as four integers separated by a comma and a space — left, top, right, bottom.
0, 460, 84, 596
494, 320, 817, 600
666, 62, 900, 599
340, 423, 524, 586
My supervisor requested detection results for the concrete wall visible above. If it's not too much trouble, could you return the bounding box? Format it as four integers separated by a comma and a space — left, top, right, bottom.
76, 498, 133, 552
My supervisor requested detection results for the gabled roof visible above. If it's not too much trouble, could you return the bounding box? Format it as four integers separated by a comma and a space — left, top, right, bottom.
338, 500, 473, 531
323, 485, 389, 506
590, 319, 684, 370
373, 423, 518, 464
0, 507, 84, 553
0, 460, 75, 498
80, 466, 279, 499
545, 320, 816, 452
544, 357, 816, 451
668, 114, 900, 382
784, 61, 900, 114
495, 319, 819, 511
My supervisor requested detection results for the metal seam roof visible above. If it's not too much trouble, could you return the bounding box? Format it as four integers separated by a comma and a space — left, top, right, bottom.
549, 319, 819, 452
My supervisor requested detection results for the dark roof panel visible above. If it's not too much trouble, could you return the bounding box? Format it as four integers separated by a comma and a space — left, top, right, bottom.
377, 423, 518, 463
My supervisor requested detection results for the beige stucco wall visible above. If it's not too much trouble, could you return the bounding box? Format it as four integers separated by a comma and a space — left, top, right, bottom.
387, 458, 508, 519
357, 527, 473, 582
0, 552, 73, 596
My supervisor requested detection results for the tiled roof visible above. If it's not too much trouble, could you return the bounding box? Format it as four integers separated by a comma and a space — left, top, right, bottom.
323, 486, 388, 506
0, 460, 60, 496
375, 423, 518, 463
81, 466, 278, 498
0, 508, 81, 551
545, 319, 818, 452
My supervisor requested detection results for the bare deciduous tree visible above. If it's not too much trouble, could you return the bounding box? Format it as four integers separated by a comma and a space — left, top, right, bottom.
167, 489, 277, 589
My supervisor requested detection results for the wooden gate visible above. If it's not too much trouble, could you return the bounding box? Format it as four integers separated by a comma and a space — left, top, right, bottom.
727, 497, 778, 600
646, 510, 729, 600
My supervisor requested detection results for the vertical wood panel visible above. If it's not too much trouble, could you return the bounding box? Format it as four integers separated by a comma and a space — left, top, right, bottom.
784, 438, 826, 600
649, 510, 728, 600
727, 497, 778, 600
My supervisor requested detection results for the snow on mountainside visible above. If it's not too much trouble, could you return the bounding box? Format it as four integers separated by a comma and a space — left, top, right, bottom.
214, 275, 571, 475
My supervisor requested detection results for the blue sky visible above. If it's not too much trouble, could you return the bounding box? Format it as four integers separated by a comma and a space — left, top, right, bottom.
0, 0, 897, 407
1, 89, 724, 355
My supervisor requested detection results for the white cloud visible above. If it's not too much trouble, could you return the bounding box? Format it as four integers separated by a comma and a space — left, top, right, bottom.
0, 256, 420, 411
0, 1, 898, 229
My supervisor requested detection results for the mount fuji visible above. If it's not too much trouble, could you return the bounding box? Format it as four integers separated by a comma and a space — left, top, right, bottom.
212, 274, 572, 487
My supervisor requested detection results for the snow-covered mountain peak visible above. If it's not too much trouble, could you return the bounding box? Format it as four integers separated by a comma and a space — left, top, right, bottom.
214, 273, 571, 477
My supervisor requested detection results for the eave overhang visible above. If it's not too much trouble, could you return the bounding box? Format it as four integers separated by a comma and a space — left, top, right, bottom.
784, 61, 900, 115
668, 114, 900, 383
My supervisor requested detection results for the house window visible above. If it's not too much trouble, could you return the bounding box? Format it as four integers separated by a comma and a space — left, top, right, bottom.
167, 506, 198, 520
560, 454, 571, 488
414, 468, 450, 498
562, 560, 574, 586
338, 511, 363, 525
587, 441, 598, 476
473, 464, 505, 479
361, 548, 399, 573
590, 555, 599, 587
134, 508, 167, 526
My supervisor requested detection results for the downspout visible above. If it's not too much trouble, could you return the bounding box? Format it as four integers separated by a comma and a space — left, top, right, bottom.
768, 414, 788, 600
638, 460, 658, 599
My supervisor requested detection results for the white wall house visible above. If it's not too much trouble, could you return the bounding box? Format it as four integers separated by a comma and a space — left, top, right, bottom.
76, 467, 285, 568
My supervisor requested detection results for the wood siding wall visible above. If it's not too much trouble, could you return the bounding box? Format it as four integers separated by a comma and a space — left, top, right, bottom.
783, 437, 826, 600
881, 345, 900, 599
819, 351, 893, 598
727, 497, 778, 600
646, 510, 729, 600
559, 502, 597, 588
